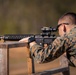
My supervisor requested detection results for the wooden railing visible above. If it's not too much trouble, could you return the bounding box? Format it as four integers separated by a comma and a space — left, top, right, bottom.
0, 42, 70, 75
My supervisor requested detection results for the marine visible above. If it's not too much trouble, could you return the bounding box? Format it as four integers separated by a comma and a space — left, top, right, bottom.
20, 12, 76, 67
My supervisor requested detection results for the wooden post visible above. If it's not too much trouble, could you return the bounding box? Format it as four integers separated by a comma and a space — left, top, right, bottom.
0, 42, 35, 75
0, 46, 9, 75
25, 47, 35, 75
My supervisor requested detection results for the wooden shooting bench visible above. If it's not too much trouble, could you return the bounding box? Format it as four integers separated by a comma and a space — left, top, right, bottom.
0, 42, 70, 75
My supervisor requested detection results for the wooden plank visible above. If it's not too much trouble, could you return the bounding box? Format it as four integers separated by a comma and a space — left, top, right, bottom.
32, 66, 69, 75
0, 42, 28, 48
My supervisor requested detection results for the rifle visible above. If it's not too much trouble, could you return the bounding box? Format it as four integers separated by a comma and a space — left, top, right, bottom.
0, 27, 57, 46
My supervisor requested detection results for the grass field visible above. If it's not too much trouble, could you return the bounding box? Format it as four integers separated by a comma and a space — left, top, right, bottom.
9, 47, 76, 75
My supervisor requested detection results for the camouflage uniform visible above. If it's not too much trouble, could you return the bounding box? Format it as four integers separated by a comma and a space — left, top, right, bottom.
30, 27, 76, 67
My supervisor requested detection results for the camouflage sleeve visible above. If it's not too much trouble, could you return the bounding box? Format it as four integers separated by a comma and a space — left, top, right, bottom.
30, 36, 69, 63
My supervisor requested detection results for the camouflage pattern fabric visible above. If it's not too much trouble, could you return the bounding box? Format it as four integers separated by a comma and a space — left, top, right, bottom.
30, 27, 76, 67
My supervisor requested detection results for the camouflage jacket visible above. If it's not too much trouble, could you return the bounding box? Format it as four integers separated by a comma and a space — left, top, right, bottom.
30, 27, 76, 67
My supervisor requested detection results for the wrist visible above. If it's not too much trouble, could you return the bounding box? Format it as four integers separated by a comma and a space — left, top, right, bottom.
28, 36, 35, 44
30, 41, 36, 48
28, 36, 36, 48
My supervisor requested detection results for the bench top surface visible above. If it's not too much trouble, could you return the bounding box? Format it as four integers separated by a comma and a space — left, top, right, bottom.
0, 42, 28, 48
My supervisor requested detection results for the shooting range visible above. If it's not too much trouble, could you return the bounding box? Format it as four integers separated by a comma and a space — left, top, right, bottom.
0, 0, 76, 75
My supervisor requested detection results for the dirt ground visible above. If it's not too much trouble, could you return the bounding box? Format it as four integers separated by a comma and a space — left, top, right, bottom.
9, 47, 76, 75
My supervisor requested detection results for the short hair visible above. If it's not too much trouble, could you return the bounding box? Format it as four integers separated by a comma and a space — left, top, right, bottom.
59, 12, 76, 24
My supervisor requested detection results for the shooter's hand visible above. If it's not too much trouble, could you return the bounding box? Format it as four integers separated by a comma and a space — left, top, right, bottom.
19, 37, 30, 43
19, 37, 36, 47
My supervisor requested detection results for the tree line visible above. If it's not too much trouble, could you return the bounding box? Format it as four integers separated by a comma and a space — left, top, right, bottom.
0, 0, 76, 35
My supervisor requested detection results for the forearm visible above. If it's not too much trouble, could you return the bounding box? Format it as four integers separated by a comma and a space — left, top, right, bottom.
30, 37, 67, 63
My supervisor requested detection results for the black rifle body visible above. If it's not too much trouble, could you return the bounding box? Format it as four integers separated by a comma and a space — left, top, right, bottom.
0, 34, 56, 45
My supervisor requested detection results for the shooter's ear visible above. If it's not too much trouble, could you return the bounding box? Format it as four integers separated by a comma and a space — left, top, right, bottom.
63, 25, 66, 32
